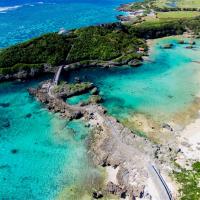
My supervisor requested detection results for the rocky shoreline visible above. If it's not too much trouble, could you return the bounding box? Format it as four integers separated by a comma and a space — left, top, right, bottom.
0, 57, 144, 83
28, 79, 179, 199
0, 64, 57, 82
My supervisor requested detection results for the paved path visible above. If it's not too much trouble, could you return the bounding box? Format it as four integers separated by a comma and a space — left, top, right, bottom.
53, 65, 64, 85
148, 164, 173, 200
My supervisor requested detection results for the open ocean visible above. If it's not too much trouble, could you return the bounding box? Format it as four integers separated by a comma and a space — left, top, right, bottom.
0, 0, 133, 48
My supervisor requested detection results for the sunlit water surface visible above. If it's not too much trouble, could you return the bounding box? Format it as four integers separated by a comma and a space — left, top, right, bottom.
1, 3, 200, 198
0, 0, 136, 48
0, 79, 104, 199
66, 38, 200, 123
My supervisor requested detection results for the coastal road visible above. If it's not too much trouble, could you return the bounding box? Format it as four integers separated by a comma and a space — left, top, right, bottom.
147, 164, 173, 200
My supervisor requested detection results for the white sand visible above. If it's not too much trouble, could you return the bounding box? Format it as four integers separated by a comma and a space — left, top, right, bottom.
105, 166, 119, 185
176, 111, 200, 167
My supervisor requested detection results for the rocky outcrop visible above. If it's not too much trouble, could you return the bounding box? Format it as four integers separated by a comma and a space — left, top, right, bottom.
29, 80, 177, 200
117, 15, 132, 22
106, 182, 127, 198
128, 59, 142, 67
90, 87, 99, 95
28, 82, 84, 120
52, 82, 94, 99
0, 68, 40, 82
0, 64, 55, 82
88, 108, 179, 199
64, 57, 145, 71
161, 43, 174, 49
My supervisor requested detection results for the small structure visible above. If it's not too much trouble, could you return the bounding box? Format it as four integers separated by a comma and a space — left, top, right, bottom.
58, 28, 68, 35
137, 47, 145, 53
133, 9, 145, 16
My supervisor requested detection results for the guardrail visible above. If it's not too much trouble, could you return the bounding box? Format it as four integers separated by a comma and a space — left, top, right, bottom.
151, 164, 173, 200
53, 65, 64, 85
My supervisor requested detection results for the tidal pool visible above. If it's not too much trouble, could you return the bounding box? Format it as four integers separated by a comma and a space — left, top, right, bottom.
67, 93, 91, 105
0, 80, 103, 200
65, 37, 200, 123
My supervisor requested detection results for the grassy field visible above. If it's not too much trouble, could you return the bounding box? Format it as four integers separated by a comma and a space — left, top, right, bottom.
178, 0, 200, 8
157, 11, 200, 18
154, 0, 200, 9
142, 11, 200, 23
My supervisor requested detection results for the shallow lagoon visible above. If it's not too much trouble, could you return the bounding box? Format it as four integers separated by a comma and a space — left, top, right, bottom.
0, 80, 103, 199
67, 93, 91, 105
66, 37, 200, 123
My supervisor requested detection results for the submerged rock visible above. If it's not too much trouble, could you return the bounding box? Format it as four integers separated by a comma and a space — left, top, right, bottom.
11, 149, 18, 154
177, 40, 185, 44
162, 123, 173, 132
106, 182, 127, 198
92, 191, 103, 199
0, 103, 10, 108
1, 119, 10, 128
90, 87, 99, 95
186, 45, 194, 49
189, 40, 196, 45
161, 43, 173, 49
25, 113, 32, 118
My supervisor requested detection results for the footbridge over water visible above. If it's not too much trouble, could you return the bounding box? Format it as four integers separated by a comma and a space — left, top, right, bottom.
53, 65, 64, 85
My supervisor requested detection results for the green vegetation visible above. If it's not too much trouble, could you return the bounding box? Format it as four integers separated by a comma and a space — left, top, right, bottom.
130, 0, 200, 10
53, 81, 93, 97
157, 11, 200, 19
67, 25, 146, 63
0, 63, 43, 75
154, 0, 200, 9
0, 33, 73, 74
126, 0, 153, 11
0, 25, 147, 76
89, 95, 103, 104
121, 0, 200, 16
2, 13, 200, 77
130, 19, 186, 39
1, 0, 200, 78
174, 162, 200, 200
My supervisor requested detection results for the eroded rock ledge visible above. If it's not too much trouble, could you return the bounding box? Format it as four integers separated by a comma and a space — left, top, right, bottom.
28, 81, 179, 199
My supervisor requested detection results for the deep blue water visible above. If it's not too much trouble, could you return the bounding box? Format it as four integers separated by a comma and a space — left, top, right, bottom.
0, 0, 135, 48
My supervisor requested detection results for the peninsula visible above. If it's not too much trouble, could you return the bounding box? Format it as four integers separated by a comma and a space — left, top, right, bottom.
1, 0, 200, 200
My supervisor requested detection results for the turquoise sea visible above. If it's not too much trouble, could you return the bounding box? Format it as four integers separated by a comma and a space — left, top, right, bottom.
1, 0, 200, 199
66, 38, 200, 123
0, 79, 104, 199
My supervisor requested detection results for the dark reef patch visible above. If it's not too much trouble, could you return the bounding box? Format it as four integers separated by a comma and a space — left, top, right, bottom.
11, 149, 19, 154
25, 113, 32, 118
0, 103, 10, 108
0, 118, 10, 128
